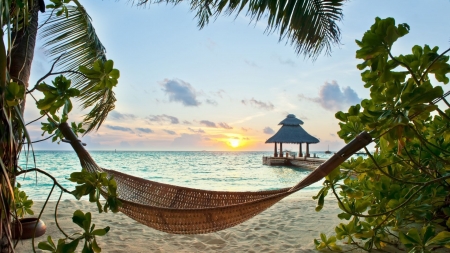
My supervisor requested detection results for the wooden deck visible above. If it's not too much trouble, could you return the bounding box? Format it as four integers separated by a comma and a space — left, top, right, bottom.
262, 156, 326, 170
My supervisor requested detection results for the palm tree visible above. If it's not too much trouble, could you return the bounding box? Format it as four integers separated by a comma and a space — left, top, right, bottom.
0, 0, 344, 251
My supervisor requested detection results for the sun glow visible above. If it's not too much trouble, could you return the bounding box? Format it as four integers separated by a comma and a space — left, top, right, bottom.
229, 139, 240, 148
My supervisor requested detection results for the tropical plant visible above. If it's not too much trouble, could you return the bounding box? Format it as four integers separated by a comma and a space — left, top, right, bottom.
1, 0, 346, 251
38, 210, 110, 253
12, 183, 34, 220
314, 17, 450, 252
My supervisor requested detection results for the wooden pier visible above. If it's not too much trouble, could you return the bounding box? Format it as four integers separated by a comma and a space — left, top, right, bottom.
262, 156, 326, 170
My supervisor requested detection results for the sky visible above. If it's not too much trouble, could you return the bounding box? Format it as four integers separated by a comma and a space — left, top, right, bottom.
25, 0, 450, 151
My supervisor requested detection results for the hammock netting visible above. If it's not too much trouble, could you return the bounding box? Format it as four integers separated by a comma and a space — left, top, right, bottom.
59, 123, 372, 234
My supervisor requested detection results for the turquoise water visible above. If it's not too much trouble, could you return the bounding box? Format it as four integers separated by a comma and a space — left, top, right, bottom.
17, 151, 333, 201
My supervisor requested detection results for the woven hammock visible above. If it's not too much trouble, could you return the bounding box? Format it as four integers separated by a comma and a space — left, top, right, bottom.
58, 123, 372, 234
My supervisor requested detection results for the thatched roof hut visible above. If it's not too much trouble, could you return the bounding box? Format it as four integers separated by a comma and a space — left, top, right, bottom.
265, 114, 319, 158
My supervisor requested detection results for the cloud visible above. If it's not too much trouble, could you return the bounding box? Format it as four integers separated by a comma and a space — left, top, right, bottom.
160, 79, 201, 106
298, 81, 362, 111
188, 128, 205, 133
211, 89, 226, 98
171, 134, 204, 148
244, 60, 258, 68
146, 114, 179, 124
263, 127, 275, 135
241, 127, 250, 132
199, 121, 232, 129
163, 129, 177, 135
241, 98, 275, 110
106, 125, 134, 133
182, 120, 192, 125
206, 99, 218, 106
200, 120, 216, 128
242, 137, 250, 140
218, 122, 233, 129
277, 57, 296, 67
109, 111, 137, 120
136, 127, 154, 133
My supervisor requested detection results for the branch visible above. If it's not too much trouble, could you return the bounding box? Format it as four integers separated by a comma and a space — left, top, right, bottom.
364, 147, 425, 186
28, 70, 86, 94
16, 168, 72, 194
25, 114, 45, 126
27, 53, 66, 93
54, 190, 75, 239
330, 172, 450, 218
26, 91, 59, 125
32, 184, 56, 253
38, 9, 57, 30
387, 50, 421, 85
420, 47, 450, 83
411, 126, 450, 160
21, 134, 56, 144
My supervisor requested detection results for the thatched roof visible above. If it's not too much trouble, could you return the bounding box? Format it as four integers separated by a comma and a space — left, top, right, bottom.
278, 114, 303, 125
265, 114, 319, 144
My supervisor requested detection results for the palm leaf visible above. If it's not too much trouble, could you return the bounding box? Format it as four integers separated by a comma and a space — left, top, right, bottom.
137, 0, 344, 58
39, 5, 115, 133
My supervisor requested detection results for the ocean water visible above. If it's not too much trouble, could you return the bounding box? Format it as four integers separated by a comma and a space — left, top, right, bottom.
17, 151, 333, 201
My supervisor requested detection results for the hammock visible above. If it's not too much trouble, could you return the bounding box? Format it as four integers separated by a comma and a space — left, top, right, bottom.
58, 123, 372, 234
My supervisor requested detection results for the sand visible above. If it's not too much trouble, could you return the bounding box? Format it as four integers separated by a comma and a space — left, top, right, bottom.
14, 193, 379, 253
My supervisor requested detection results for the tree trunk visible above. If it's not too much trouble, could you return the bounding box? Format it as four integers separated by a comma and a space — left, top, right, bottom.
9, 2, 40, 114
1, 2, 40, 251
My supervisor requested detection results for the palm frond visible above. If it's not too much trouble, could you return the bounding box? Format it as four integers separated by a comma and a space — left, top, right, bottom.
40, 5, 115, 133
82, 89, 116, 133
138, 0, 344, 58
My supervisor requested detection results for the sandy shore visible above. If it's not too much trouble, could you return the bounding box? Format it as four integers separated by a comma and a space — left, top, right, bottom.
14, 193, 380, 253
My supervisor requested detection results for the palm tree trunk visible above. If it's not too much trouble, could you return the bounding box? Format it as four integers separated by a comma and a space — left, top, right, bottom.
9, 2, 40, 113
1, 1, 40, 251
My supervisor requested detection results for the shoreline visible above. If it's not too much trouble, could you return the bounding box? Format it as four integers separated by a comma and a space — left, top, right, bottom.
14, 193, 390, 253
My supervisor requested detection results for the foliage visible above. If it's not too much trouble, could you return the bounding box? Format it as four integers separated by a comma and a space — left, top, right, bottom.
38, 210, 110, 253
68, 169, 122, 213
36, 75, 80, 122
314, 233, 342, 251
136, 0, 344, 58
40, 2, 117, 134
12, 183, 34, 219
4, 82, 25, 107
315, 17, 450, 252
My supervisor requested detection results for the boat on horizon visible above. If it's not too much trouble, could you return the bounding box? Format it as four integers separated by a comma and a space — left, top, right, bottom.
324, 145, 332, 154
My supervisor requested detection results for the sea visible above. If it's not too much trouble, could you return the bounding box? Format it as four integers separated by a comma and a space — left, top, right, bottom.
17, 151, 334, 201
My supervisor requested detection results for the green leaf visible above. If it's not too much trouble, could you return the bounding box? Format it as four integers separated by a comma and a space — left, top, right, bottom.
38, 241, 56, 252
83, 212, 92, 232
72, 210, 86, 228
91, 226, 110, 236
104, 60, 113, 73
109, 69, 120, 79
59, 239, 80, 253
422, 226, 435, 245
426, 231, 450, 246
92, 238, 101, 253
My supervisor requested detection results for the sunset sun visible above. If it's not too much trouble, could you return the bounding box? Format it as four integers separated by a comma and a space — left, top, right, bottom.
229, 139, 240, 148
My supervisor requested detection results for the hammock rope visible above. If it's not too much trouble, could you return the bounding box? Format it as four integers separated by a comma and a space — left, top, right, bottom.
58, 123, 372, 234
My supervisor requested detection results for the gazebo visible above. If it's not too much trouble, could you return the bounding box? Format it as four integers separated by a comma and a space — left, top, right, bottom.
265, 114, 319, 158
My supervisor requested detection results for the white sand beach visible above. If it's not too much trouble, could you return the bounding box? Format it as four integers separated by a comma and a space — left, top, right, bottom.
14, 194, 381, 253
